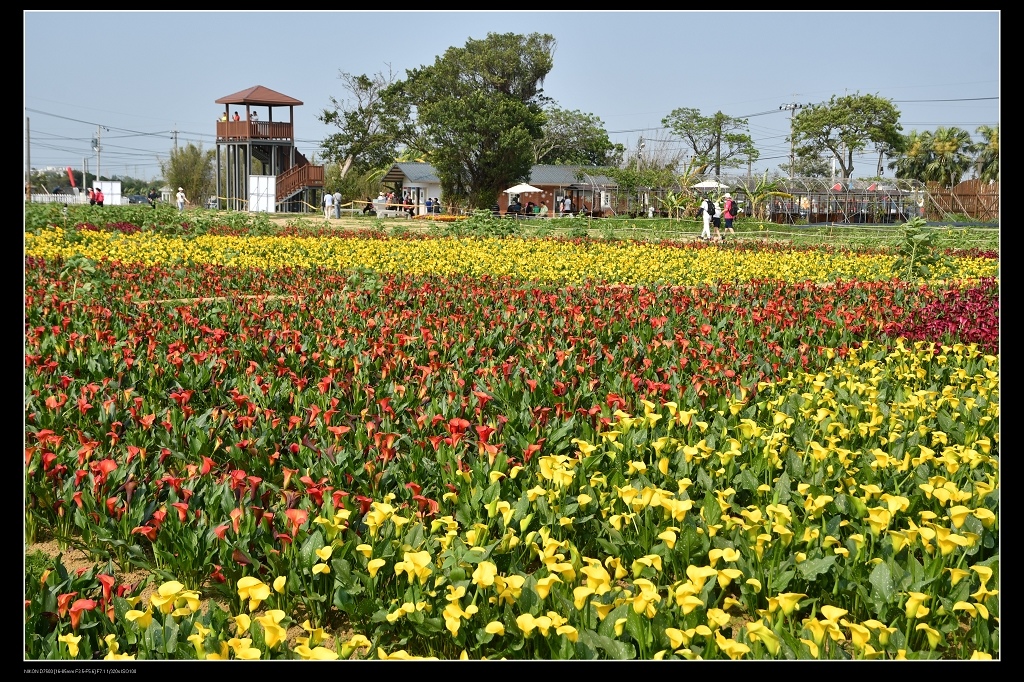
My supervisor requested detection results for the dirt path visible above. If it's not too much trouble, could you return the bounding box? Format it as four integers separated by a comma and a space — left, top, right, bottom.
269, 214, 431, 232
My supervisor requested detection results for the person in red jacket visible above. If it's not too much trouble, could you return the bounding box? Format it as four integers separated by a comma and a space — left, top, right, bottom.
95, 188, 104, 207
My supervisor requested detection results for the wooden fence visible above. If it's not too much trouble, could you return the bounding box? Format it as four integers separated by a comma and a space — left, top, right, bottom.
926, 179, 999, 222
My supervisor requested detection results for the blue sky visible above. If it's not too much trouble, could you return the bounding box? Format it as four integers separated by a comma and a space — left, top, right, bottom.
24, 10, 1000, 182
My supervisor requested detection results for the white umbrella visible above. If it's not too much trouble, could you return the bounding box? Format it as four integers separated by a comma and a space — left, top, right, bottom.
691, 180, 730, 190
504, 183, 544, 194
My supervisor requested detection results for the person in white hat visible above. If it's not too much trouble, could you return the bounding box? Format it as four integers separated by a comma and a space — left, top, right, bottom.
176, 187, 188, 212
722, 193, 738, 239
699, 195, 714, 241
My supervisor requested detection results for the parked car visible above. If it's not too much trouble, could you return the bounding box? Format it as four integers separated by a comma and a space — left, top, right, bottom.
127, 194, 149, 204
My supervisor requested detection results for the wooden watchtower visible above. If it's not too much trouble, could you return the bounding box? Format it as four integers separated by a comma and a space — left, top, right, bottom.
214, 85, 323, 212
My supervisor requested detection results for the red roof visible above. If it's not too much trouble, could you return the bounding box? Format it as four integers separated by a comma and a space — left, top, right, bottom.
215, 85, 303, 106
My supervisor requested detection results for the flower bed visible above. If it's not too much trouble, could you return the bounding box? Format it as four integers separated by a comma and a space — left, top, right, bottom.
24, 228, 999, 661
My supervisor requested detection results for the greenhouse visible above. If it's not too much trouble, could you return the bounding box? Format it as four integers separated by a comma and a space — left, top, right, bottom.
637, 175, 998, 225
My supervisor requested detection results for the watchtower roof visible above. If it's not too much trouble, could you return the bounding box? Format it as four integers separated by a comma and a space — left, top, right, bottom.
215, 85, 303, 106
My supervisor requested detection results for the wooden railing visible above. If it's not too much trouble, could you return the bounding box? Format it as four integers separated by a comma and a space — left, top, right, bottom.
276, 163, 323, 201
216, 120, 294, 142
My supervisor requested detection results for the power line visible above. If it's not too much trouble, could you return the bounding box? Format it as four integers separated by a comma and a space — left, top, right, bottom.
25, 108, 175, 141
891, 97, 998, 103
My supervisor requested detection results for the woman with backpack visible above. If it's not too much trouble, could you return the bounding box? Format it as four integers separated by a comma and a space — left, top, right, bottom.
721, 193, 738, 239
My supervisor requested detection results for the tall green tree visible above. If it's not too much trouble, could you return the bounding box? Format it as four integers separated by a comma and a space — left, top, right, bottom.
661, 108, 757, 175
534, 106, 623, 166
109, 175, 161, 195
161, 143, 215, 205
791, 93, 903, 179
778, 154, 832, 179
598, 163, 676, 216
889, 130, 931, 181
404, 32, 555, 209
924, 126, 976, 188
318, 67, 415, 182
974, 125, 999, 183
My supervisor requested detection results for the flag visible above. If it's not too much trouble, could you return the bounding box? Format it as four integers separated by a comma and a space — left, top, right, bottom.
831, 183, 843, 191
66, 166, 76, 188
867, 183, 877, 191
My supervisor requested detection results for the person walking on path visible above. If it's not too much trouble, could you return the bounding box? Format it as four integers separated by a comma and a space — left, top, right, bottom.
699, 195, 714, 240
323, 191, 335, 220
721, 193, 738, 239
333, 191, 342, 219
95, 188, 104, 207
87, 188, 95, 206
176, 187, 188, 211
148, 188, 159, 209
711, 197, 723, 242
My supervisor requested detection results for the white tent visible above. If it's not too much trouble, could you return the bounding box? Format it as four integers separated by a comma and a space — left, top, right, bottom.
691, 180, 730, 190
504, 183, 544, 194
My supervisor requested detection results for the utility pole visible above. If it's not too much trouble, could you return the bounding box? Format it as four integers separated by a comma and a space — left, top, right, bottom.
779, 103, 808, 179
715, 112, 723, 177
93, 127, 102, 185
25, 116, 30, 200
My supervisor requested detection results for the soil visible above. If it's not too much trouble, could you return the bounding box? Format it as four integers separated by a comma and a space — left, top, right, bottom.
26, 537, 353, 655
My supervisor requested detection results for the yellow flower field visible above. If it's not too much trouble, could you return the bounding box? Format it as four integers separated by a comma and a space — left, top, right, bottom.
24, 228, 997, 284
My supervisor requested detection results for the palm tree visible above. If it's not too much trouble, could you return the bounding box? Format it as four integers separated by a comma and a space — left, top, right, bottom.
889, 130, 931, 181
974, 125, 999, 183
733, 170, 792, 221
923, 127, 976, 188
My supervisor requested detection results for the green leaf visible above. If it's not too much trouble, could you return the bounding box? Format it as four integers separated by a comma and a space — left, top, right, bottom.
832, 494, 854, 516
796, 555, 836, 582
734, 468, 760, 494
577, 629, 636, 659
868, 561, 895, 603
773, 470, 793, 505
597, 603, 630, 639
298, 531, 323, 570
700, 490, 721, 527
597, 536, 621, 556
413, 617, 444, 636
162, 620, 180, 655
624, 607, 650, 648
784, 450, 805, 479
